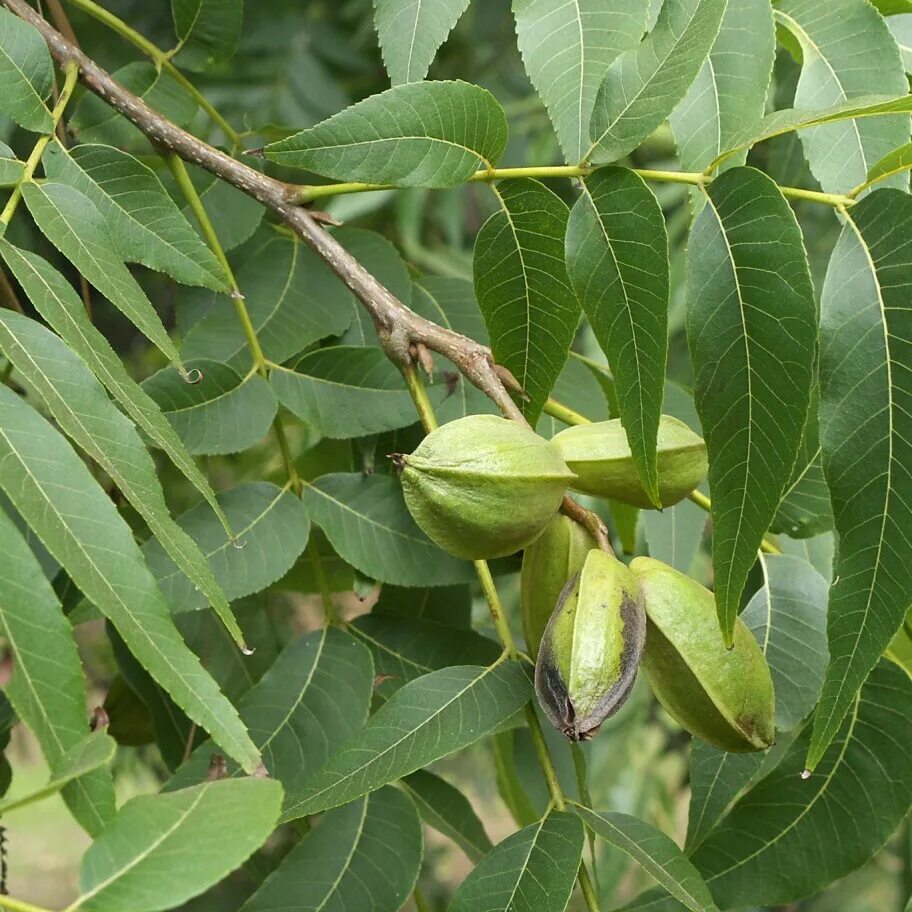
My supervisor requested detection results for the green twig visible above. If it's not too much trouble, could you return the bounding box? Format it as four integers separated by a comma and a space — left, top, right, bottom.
1, 896, 57, 912
542, 398, 592, 426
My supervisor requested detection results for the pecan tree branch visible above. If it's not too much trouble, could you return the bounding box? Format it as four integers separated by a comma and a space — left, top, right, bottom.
1, 0, 524, 422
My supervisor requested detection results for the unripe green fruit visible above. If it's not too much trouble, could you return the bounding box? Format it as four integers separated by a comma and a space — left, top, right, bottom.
397, 415, 576, 560
552, 415, 708, 509
535, 549, 645, 741
631, 557, 775, 752
520, 514, 597, 658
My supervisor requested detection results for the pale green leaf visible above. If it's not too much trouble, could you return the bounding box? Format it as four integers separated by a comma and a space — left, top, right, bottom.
282, 661, 532, 819
577, 807, 718, 912
888, 14, 912, 72
859, 140, 912, 195
0, 6, 52, 132
303, 473, 476, 586
0, 140, 23, 187
0, 386, 260, 772
76, 779, 282, 912
669, 0, 774, 172
686, 167, 816, 643
809, 188, 912, 770
375, 0, 470, 84
142, 360, 277, 455
265, 80, 508, 187
474, 178, 579, 422
779, 532, 835, 583
242, 787, 421, 912
0, 732, 115, 816
587, 0, 726, 164
172, 0, 243, 70
513, 0, 645, 163
0, 509, 115, 835
21, 181, 186, 372
43, 142, 228, 292
0, 312, 243, 648
0, 240, 232, 536
644, 499, 706, 574
402, 769, 492, 862
566, 166, 669, 506
450, 810, 585, 912
775, 0, 909, 194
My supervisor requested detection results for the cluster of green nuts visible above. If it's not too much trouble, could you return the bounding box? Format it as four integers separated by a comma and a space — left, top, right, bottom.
395, 413, 774, 752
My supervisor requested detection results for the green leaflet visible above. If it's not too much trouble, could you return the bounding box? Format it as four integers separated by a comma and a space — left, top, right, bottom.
241, 787, 422, 912
686, 167, 816, 644
43, 142, 228, 292
889, 14, 912, 72
0, 7, 52, 132
0, 140, 23, 187
373, 582, 473, 627
281, 661, 532, 819
449, 810, 584, 912
411, 275, 488, 343
171, 0, 243, 71
0, 732, 115, 816
265, 81, 508, 187
0, 312, 244, 649
587, 0, 726, 164
643, 499, 707, 574
742, 554, 829, 732
474, 178, 579, 423
142, 360, 277, 455
375, 0, 470, 84
809, 189, 912, 770
860, 141, 912, 195
0, 509, 115, 835
21, 181, 187, 374
303, 473, 477, 586
0, 386, 260, 773
179, 164, 265, 252
75, 779, 282, 912
0, 241, 232, 536
402, 769, 493, 861
669, 0, 775, 172
183, 230, 352, 368
577, 807, 718, 912
775, 0, 909, 194
513, 0, 646, 163
168, 626, 373, 794
566, 166, 669, 506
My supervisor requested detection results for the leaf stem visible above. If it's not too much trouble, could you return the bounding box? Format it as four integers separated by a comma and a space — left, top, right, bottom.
0, 60, 78, 226
542, 397, 592, 426
402, 364, 440, 432
62, 0, 240, 146
687, 489, 782, 554
0, 898, 56, 912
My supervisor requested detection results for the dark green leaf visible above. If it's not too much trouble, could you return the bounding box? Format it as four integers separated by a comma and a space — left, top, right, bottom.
266, 81, 508, 187
474, 178, 579, 422
566, 166, 669, 505
172, 0, 243, 70
0, 140, 23, 187
373, 583, 472, 627
180, 166, 264, 252
0, 7, 52, 132
686, 167, 816, 643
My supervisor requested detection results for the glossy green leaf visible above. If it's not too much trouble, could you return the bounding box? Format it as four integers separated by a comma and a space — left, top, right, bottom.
183, 230, 352, 367
266, 80, 508, 186
172, 0, 243, 70
303, 473, 476, 586
21, 181, 186, 372
375, 0, 470, 84
669, 0, 774, 172
587, 0, 726, 164
0, 241, 232, 536
0, 386, 260, 772
0, 312, 243, 648
169, 626, 373, 794
474, 178, 579, 422
0, 7, 52, 132
271, 346, 421, 438
282, 661, 531, 819
144, 482, 310, 615
402, 769, 492, 862
742, 554, 829, 730
513, 0, 645, 163
242, 787, 421, 912
566, 166, 669, 506
75, 779, 282, 912
577, 807, 718, 912
0, 732, 115, 816
775, 0, 909, 194
0, 509, 115, 835
142, 360, 277, 455
43, 142, 228, 292
686, 167, 816, 644
809, 189, 912, 770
